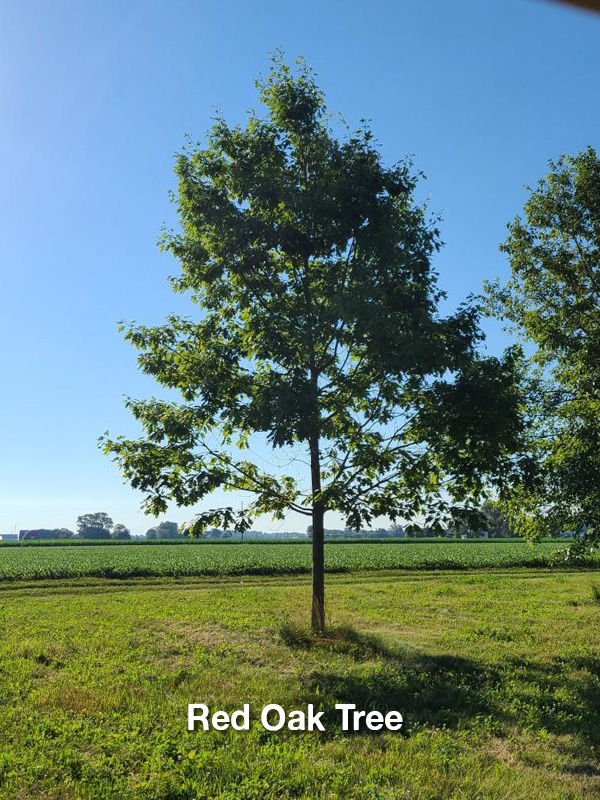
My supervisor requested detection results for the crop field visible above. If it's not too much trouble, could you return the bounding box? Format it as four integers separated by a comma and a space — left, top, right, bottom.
0, 540, 579, 582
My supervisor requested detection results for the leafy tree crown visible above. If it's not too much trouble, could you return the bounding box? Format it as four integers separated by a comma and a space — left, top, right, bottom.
487, 147, 600, 550
103, 55, 524, 534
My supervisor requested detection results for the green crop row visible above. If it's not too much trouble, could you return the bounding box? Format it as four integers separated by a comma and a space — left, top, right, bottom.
0, 536, 563, 548
0, 541, 590, 582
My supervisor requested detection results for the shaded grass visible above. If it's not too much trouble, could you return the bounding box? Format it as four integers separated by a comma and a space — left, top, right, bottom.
1, 570, 600, 798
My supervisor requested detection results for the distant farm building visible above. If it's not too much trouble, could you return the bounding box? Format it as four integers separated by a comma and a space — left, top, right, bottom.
0, 533, 18, 541
19, 529, 55, 540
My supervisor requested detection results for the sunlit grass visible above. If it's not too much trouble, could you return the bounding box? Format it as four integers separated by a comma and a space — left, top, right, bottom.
0, 570, 599, 797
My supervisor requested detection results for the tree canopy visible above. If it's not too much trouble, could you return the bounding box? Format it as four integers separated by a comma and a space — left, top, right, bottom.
487, 146, 600, 554
111, 523, 132, 540
103, 55, 524, 629
51, 528, 75, 539
77, 512, 113, 540
145, 521, 181, 540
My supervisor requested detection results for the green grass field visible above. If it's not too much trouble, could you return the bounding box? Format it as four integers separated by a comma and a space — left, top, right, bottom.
1, 566, 600, 799
0, 540, 579, 581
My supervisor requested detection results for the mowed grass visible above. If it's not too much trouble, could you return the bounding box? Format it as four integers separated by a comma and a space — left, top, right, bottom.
1, 570, 600, 798
0, 540, 576, 581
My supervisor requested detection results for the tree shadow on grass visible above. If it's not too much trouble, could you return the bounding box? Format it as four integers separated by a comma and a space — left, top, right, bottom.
279, 622, 492, 734
278, 622, 600, 749
498, 653, 600, 748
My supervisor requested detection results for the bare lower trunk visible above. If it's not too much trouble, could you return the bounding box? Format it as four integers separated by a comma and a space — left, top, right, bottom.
311, 502, 325, 632
309, 430, 325, 633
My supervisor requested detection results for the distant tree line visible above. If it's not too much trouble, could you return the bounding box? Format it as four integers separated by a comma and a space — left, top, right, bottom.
17, 502, 514, 542
453, 501, 514, 538
307, 525, 401, 540
409, 501, 515, 538
304, 502, 514, 540
20, 513, 133, 541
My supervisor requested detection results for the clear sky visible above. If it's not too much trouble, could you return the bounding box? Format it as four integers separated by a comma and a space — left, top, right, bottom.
1, 0, 599, 536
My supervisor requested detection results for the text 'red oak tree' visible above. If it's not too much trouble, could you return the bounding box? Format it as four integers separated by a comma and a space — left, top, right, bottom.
103, 57, 523, 631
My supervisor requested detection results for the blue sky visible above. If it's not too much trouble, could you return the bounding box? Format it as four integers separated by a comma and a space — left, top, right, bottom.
1, 0, 599, 535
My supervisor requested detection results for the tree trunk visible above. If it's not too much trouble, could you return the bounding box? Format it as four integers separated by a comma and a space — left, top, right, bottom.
309, 433, 325, 633
311, 501, 325, 633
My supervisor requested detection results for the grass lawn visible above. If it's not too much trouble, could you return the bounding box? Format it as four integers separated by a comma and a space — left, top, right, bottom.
1, 570, 599, 799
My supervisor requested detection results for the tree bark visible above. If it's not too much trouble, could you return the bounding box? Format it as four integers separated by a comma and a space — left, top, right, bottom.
311, 500, 325, 633
309, 435, 326, 633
